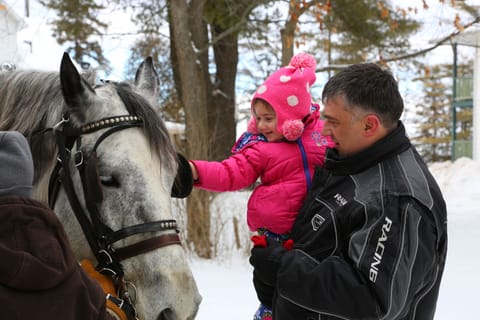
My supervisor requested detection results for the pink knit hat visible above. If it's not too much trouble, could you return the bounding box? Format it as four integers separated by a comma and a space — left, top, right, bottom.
250, 52, 316, 141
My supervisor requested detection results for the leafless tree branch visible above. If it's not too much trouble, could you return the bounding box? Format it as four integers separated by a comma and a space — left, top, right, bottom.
317, 15, 480, 72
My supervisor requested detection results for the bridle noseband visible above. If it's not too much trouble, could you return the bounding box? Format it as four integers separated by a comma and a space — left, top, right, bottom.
48, 114, 181, 318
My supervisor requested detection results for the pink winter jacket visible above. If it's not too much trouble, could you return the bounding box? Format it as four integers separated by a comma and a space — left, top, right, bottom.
191, 112, 334, 234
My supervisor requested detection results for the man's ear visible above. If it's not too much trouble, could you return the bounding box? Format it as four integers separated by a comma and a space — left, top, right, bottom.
363, 115, 381, 137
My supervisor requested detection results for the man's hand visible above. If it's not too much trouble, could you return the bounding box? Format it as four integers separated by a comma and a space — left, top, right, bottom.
252, 270, 275, 308
249, 237, 287, 286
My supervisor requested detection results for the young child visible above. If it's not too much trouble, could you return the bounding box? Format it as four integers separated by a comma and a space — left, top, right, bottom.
0, 131, 115, 320
189, 53, 334, 319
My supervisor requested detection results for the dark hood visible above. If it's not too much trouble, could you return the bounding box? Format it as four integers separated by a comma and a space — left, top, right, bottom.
0, 196, 77, 290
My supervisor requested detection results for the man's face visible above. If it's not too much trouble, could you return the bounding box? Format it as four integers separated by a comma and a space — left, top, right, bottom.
321, 95, 369, 157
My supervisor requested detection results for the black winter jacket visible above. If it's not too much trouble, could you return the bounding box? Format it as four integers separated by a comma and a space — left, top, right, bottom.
273, 122, 448, 320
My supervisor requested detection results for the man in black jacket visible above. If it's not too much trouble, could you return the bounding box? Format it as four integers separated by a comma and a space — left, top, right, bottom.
250, 63, 448, 320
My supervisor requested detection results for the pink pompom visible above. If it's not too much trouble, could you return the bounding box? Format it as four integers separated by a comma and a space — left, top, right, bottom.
247, 117, 258, 134
289, 53, 316, 70
282, 119, 304, 141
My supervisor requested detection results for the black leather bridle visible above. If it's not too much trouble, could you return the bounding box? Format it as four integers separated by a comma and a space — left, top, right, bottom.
47, 113, 182, 318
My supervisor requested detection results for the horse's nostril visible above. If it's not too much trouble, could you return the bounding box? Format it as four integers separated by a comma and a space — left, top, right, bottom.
157, 308, 173, 320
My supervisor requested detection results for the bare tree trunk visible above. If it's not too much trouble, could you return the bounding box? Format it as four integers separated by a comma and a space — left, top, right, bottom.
168, 0, 259, 257
281, 0, 319, 66
280, 21, 296, 66
186, 190, 212, 257
168, 0, 212, 258
210, 26, 238, 161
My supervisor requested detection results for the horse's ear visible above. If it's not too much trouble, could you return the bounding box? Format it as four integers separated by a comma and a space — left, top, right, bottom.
60, 52, 95, 120
82, 69, 97, 87
134, 56, 159, 103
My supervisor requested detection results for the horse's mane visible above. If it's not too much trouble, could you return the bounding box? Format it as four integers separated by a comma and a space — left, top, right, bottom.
0, 70, 176, 184
0, 71, 64, 132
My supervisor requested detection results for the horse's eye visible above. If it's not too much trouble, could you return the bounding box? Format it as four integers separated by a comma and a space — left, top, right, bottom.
99, 175, 119, 188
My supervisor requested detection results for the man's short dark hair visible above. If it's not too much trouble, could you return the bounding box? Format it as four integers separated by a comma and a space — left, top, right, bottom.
322, 63, 404, 128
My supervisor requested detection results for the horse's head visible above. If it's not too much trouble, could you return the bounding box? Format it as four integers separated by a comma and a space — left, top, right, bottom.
51, 53, 201, 320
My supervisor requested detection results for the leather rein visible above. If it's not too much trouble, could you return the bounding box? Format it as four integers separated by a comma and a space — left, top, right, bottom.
47, 114, 182, 318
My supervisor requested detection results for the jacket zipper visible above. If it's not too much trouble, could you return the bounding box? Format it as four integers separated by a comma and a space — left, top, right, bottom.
297, 138, 312, 192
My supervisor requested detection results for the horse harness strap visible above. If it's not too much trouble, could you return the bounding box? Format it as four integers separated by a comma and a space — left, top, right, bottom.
114, 233, 181, 261
49, 114, 182, 319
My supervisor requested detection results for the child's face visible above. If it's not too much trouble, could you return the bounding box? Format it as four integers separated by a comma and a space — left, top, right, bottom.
253, 100, 283, 142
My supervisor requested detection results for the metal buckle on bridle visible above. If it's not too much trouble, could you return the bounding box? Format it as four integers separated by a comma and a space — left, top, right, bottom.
54, 115, 70, 132
106, 293, 124, 308
97, 249, 118, 276
106, 292, 138, 320
98, 249, 114, 264
56, 148, 71, 164
75, 150, 84, 167
123, 281, 137, 306
54, 115, 73, 164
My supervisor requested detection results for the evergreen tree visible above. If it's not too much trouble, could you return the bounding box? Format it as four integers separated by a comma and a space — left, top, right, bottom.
413, 62, 473, 162
413, 64, 452, 162
39, 0, 109, 69
325, 0, 419, 65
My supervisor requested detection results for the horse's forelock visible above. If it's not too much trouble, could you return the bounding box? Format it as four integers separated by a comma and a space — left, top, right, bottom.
114, 82, 177, 171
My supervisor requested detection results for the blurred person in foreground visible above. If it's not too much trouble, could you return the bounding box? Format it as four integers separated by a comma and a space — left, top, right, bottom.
249, 63, 448, 320
0, 131, 115, 320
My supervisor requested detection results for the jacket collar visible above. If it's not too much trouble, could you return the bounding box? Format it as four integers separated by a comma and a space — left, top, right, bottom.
324, 121, 411, 175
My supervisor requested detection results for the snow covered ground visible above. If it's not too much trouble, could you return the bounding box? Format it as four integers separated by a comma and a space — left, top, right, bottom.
189, 157, 480, 320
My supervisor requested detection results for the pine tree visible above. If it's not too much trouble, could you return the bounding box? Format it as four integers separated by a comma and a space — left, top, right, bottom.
39, 0, 109, 69
413, 65, 452, 162
413, 62, 473, 162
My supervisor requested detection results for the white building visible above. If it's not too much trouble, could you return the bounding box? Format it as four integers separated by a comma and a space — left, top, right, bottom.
451, 30, 480, 161
0, 1, 25, 68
